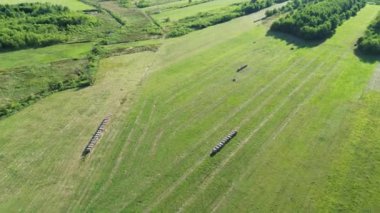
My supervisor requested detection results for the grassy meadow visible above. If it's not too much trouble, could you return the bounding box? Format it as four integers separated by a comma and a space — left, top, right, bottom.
152, 0, 248, 21
0, 0, 380, 212
0, 43, 92, 70
1, 0, 92, 10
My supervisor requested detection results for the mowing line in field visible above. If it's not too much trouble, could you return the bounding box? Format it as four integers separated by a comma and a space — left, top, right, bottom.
138, 51, 330, 212
157, 48, 289, 145
119, 54, 314, 211
150, 129, 165, 156
175, 58, 331, 212
66, 98, 134, 212
81, 100, 149, 212
131, 100, 157, 158
131, 43, 289, 159
187, 53, 348, 212
157, 41, 299, 137
120, 48, 325, 212
157, 45, 290, 136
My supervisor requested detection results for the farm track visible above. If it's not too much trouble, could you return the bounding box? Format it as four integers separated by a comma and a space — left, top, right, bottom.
124, 50, 330, 212
178, 52, 344, 212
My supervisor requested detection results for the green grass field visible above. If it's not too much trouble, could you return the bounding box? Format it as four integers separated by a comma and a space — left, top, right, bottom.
0, 43, 93, 70
0, 2, 380, 213
152, 0, 247, 21
1, 0, 93, 10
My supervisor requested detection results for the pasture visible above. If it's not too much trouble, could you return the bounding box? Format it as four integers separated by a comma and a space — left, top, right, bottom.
151, 0, 248, 21
0, 1, 380, 212
1, 0, 92, 10
0, 43, 92, 70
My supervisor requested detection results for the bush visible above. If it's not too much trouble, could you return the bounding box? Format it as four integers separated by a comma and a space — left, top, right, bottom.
358, 12, 380, 54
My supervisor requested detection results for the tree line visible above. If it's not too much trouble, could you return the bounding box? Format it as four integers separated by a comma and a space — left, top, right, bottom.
0, 3, 94, 51
270, 0, 366, 40
357, 12, 380, 54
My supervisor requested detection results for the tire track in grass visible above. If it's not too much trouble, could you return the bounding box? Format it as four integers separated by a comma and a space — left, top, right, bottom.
131, 99, 157, 158
157, 48, 291, 142
120, 50, 325, 212
67, 94, 138, 212
73, 56, 158, 211
139, 51, 330, 212
133, 46, 292, 164
201, 53, 347, 213
118, 54, 313, 212
83, 100, 149, 212
150, 129, 164, 156
25, 102, 104, 212
161, 46, 275, 106
149, 51, 305, 160
176, 59, 329, 212
160, 46, 282, 120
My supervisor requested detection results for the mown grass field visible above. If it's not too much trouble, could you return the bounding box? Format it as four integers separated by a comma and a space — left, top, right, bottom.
0, 43, 92, 70
0, 2, 380, 213
151, 0, 248, 21
0, 0, 92, 10
1, 0, 92, 10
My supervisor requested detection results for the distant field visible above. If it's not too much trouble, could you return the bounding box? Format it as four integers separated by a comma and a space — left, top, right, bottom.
99, 1, 162, 42
0, 43, 93, 70
1, 0, 93, 10
152, 0, 248, 21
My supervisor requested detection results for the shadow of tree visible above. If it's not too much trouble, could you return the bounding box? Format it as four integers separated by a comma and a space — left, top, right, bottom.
266, 30, 324, 49
354, 48, 380, 64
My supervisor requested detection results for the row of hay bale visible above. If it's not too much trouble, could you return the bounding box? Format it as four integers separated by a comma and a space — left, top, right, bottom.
210, 130, 238, 157
236, 65, 248, 72
82, 114, 112, 156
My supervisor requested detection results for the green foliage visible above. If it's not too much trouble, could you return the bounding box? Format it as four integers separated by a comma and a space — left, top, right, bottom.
0, 3, 95, 51
357, 12, 380, 54
265, 0, 316, 17
136, 0, 151, 8
271, 0, 366, 40
118, 0, 131, 7
0, 59, 89, 118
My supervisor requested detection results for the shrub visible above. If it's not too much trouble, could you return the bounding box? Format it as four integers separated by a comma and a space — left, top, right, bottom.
358, 12, 380, 54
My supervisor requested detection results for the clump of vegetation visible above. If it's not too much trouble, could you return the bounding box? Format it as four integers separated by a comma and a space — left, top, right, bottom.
265, 0, 317, 17
0, 3, 96, 51
136, 0, 151, 8
0, 58, 90, 118
270, 0, 366, 40
166, 0, 286, 37
357, 12, 380, 54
